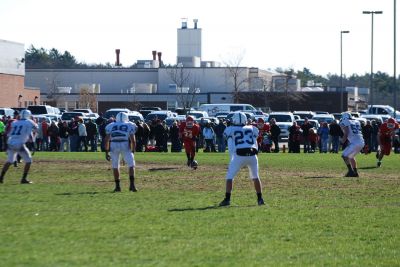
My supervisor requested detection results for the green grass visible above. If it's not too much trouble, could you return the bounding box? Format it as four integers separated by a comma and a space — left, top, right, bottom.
0, 151, 399, 266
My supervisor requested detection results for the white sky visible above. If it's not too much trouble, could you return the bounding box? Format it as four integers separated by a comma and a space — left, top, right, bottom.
0, 0, 397, 76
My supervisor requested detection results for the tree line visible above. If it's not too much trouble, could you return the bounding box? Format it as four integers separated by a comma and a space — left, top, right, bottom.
25, 45, 398, 95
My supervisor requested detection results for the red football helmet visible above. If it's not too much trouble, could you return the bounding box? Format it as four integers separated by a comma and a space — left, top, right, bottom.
186, 115, 195, 128
257, 117, 265, 128
387, 118, 396, 129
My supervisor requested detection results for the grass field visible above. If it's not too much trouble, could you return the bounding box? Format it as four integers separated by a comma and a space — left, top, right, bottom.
0, 151, 399, 266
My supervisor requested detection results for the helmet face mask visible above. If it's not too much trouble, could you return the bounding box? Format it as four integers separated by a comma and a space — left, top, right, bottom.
387, 118, 396, 128
186, 115, 194, 128
116, 112, 129, 123
20, 110, 32, 120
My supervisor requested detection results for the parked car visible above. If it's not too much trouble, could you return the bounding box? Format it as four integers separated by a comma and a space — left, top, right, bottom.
61, 112, 87, 122
187, 111, 209, 119
145, 110, 177, 123
293, 111, 316, 119
296, 119, 320, 130
312, 114, 335, 124
33, 115, 52, 124
127, 112, 144, 123
268, 112, 295, 141
27, 105, 57, 115
104, 108, 132, 119
0, 107, 15, 119
360, 114, 384, 124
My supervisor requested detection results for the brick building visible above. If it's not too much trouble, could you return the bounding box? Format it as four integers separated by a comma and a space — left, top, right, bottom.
0, 39, 40, 108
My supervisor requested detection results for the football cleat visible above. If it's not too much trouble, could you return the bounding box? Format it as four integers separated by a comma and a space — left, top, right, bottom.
377, 161, 382, 168
191, 160, 198, 170
20, 179, 33, 184
345, 171, 359, 178
129, 185, 138, 192
258, 198, 265, 206
219, 198, 230, 207
113, 187, 121, 192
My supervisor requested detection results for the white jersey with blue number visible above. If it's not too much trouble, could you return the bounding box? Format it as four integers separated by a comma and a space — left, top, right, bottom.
340, 119, 364, 144
7, 119, 38, 146
105, 121, 137, 141
224, 125, 259, 152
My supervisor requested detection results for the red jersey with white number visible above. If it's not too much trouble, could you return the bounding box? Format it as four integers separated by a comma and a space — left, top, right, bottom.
253, 123, 270, 144
179, 122, 200, 142
379, 122, 399, 137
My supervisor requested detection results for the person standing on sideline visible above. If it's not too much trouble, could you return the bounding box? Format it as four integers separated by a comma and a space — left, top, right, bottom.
104, 112, 137, 192
376, 118, 399, 167
219, 112, 264, 207
339, 112, 365, 177
301, 118, 313, 153
214, 119, 226, 152
0, 110, 38, 184
269, 118, 281, 153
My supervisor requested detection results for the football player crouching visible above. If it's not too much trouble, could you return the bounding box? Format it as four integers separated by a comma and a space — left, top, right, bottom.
219, 112, 265, 206
104, 112, 138, 192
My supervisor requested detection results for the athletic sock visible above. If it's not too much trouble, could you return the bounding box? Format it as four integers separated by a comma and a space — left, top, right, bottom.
22, 173, 28, 180
353, 168, 358, 174
115, 180, 120, 188
257, 192, 263, 200
129, 175, 135, 186
225, 192, 231, 201
346, 164, 353, 172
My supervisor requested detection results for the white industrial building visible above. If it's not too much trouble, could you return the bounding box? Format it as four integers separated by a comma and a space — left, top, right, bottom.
24, 19, 292, 111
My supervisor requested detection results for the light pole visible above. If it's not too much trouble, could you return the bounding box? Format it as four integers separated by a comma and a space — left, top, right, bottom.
340, 30, 350, 112
363, 10, 383, 108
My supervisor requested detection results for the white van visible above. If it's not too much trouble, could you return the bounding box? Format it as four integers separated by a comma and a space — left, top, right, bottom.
198, 103, 257, 117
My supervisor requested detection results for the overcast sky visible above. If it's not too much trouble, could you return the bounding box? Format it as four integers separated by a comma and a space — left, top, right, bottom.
0, 0, 396, 76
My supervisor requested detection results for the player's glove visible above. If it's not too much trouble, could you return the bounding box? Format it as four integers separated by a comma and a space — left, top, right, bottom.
105, 153, 111, 161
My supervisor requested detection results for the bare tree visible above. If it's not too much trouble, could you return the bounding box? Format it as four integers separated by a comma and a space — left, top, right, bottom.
167, 65, 200, 114
44, 73, 62, 105
223, 53, 249, 103
78, 88, 97, 112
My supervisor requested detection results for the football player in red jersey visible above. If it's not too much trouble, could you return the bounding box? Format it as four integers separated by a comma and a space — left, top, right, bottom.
179, 115, 200, 169
376, 118, 399, 167
253, 118, 270, 151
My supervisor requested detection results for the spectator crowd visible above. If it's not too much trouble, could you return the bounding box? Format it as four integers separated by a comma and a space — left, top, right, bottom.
1, 112, 399, 155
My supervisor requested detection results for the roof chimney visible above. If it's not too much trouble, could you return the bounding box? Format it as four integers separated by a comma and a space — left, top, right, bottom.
152, 50, 157, 60
157, 52, 162, 66
193, 19, 198, 29
115, 49, 121, 66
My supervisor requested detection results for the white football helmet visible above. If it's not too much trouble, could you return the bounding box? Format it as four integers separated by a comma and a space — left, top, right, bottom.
231, 112, 247, 126
116, 112, 129, 123
20, 109, 32, 120
341, 112, 353, 121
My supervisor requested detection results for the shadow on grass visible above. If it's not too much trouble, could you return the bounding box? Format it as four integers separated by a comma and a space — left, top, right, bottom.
358, 166, 379, 170
55, 191, 107, 196
148, 167, 179, 171
168, 204, 260, 212
304, 176, 335, 179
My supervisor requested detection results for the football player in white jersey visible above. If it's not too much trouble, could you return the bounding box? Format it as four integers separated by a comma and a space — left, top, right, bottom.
219, 112, 265, 206
0, 110, 38, 184
104, 112, 138, 192
339, 112, 365, 177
